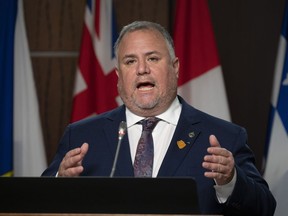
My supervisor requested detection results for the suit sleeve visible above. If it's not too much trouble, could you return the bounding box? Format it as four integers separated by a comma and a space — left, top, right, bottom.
41, 125, 72, 176
224, 127, 276, 216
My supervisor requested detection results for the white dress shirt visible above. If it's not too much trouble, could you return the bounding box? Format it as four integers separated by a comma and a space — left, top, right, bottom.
126, 97, 181, 177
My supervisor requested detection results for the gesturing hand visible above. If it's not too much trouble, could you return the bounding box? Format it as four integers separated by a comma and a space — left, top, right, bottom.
58, 143, 89, 177
202, 135, 235, 185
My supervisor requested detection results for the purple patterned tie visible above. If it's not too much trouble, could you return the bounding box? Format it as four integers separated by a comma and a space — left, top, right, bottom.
134, 117, 160, 177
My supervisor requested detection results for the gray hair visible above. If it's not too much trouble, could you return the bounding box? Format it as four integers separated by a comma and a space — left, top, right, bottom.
114, 21, 176, 62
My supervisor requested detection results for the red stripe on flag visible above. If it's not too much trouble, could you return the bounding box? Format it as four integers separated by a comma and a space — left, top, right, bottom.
174, 0, 220, 86
71, 24, 118, 122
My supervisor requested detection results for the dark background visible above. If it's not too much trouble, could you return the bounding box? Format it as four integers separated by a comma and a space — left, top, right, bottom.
23, 0, 286, 173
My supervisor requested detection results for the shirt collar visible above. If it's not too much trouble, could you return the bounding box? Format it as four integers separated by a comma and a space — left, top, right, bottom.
125, 97, 182, 128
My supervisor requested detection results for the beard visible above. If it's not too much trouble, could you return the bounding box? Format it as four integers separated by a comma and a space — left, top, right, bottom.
117, 80, 177, 117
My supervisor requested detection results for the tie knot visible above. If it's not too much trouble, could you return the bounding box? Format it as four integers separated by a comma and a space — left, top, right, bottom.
140, 117, 160, 132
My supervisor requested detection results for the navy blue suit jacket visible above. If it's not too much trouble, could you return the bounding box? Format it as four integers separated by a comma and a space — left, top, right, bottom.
42, 96, 276, 215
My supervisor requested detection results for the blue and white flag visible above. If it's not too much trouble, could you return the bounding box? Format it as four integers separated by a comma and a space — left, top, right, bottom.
0, 0, 47, 176
264, 1, 288, 215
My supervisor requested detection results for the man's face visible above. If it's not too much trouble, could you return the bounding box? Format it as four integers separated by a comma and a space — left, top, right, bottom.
116, 29, 179, 117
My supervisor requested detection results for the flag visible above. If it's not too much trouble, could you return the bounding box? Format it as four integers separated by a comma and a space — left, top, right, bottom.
13, 0, 47, 176
0, 1, 16, 176
0, 0, 47, 176
264, 1, 288, 215
174, 0, 231, 121
71, 0, 118, 122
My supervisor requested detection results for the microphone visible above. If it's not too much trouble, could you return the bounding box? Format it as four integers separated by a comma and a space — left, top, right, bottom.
110, 121, 127, 177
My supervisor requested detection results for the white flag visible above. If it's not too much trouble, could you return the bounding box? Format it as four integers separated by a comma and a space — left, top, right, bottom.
13, 0, 47, 176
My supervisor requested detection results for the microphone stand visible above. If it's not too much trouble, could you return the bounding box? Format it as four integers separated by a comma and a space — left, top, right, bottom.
110, 121, 127, 177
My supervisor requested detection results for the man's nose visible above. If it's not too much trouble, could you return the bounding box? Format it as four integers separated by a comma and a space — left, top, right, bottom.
137, 59, 150, 75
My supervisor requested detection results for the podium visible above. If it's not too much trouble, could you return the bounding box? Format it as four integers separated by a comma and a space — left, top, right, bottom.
0, 177, 201, 215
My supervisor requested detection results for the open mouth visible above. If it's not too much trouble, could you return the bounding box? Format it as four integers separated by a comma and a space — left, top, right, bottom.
137, 82, 155, 91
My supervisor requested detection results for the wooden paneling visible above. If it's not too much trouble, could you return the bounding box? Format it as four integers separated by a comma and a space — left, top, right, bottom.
32, 57, 77, 162
24, 0, 85, 51
114, 0, 170, 31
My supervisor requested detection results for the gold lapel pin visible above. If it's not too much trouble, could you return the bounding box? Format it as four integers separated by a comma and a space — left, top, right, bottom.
177, 140, 186, 149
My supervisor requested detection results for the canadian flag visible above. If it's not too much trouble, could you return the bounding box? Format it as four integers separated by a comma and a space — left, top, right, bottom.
174, 0, 231, 121
71, 0, 118, 122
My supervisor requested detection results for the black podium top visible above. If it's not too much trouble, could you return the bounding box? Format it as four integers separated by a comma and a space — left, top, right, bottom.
0, 177, 199, 214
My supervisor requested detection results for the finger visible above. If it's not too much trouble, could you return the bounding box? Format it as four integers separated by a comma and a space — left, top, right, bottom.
207, 135, 223, 155
204, 154, 226, 165
63, 166, 84, 176
76, 143, 89, 167
209, 135, 221, 148
65, 146, 82, 158
65, 143, 89, 162
61, 143, 88, 169
80, 143, 89, 157
204, 167, 235, 185
202, 161, 227, 173
208, 136, 231, 157
204, 170, 222, 178
62, 153, 82, 170
203, 162, 232, 180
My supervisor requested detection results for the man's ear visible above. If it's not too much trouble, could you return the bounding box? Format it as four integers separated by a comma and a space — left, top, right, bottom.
173, 57, 180, 78
115, 67, 119, 77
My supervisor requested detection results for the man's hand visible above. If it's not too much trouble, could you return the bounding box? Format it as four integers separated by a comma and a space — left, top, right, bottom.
58, 143, 89, 177
202, 135, 235, 185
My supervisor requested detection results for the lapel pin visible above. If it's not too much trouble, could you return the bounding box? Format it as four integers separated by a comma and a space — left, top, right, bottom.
188, 131, 195, 138
177, 140, 186, 149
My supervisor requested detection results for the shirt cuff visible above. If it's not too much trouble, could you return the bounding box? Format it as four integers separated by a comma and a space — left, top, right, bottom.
214, 170, 237, 203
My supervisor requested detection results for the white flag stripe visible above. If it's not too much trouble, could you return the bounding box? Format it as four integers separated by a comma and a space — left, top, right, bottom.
271, 35, 286, 107
73, 67, 87, 95
84, 4, 94, 36
13, 0, 47, 176
178, 66, 231, 121
264, 111, 288, 191
272, 171, 288, 216
94, 0, 115, 74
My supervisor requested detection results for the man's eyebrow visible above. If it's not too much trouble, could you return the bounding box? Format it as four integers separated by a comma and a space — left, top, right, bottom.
122, 51, 161, 59
122, 54, 137, 59
145, 51, 161, 56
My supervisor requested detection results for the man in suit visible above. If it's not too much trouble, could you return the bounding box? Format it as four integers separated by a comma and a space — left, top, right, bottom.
42, 21, 276, 215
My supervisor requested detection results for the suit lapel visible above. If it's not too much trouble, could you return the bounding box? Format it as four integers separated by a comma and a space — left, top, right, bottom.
158, 98, 202, 176
103, 106, 134, 176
